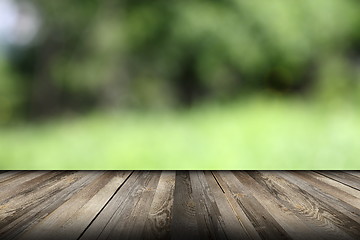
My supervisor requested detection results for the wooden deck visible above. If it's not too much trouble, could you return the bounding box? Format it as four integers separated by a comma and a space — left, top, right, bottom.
0, 171, 359, 240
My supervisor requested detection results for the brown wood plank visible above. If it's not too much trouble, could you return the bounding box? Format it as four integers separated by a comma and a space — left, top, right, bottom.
0, 171, 50, 196
245, 171, 355, 240
0, 171, 63, 205
0, 171, 22, 183
308, 172, 360, 199
0, 171, 100, 240
257, 171, 359, 240
233, 171, 322, 240
344, 171, 360, 178
109, 171, 161, 240
78, 171, 143, 240
204, 171, 257, 240
19, 171, 132, 240
58, 171, 132, 239
170, 171, 199, 240
215, 171, 291, 240
211, 171, 261, 240
189, 171, 227, 240
0, 171, 359, 240
79, 171, 160, 240
278, 172, 360, 226
143, 171, 176, 240
0, 171, 77, 225
316, 171, 360, 191
291, 171, 360, 210
0, 171, 29, 184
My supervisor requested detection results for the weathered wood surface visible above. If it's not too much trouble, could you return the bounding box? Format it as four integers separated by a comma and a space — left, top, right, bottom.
0, 171, 359, 240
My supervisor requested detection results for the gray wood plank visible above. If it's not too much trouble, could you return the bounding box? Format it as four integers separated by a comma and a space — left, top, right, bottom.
204, 171, 260, 240
79, 171, 159, 240
256, 171, 359, 240
279, 171, 360, 226
189, 171, 227, 240
59, 171, 132, 239
19, 171, 132, 240
0, 171, 51, 197
0, 171, 359, 240
0, 171, 63, 205
170, 171, 199, 240
216, 171, 291, 240
344, 171, 360, 178
0, 171, 22, 183
109, 171, 161, 240
0, 171, 76, 225
307, 172, 360, 199
245, 171, 353, 240
211, 171, 261, 240
0, 171, 100, 240
143, 171, 176, 240
233, 171, 322, 240
291, 171, 360, 210
316, 171, 360, 191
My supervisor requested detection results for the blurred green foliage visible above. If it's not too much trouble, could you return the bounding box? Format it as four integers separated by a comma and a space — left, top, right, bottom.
0, 0, 359, 122
1, 97, 360, 169
0, 58, 21, 123
1, 0, 360, 169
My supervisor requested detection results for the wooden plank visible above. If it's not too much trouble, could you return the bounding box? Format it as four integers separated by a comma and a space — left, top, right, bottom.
204, 171, 260, 240
78, 171, 142, 240
0, 171, 50, 196
308, 172, 360, 199
19, 171, 132, 240
79, 171, 159, 240
170, 171, 199, 240
344, 171, 360, 178
291, 171, 360, 210
0, 171, 359, 240
0, 171, 28, 184
198, 171, 260, 239
143, 171, 176, 240
0, 171, 99, 240
233, 171, 322, 240
211, 171, 261, 240
316, 171, 360, 191
189, 171, 227, 240
0, 171, 63, 205
215, 171, 291, 240
278, 172, 360, 226
107, 171, 161, 240
257, 171, 359, 240
245, 171, 353, 240
0, 171, 75, 224
58, 171, 132, 240
0, 171, 22, 183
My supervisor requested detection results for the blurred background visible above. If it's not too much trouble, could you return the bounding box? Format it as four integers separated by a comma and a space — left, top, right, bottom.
1, 0, 360, 169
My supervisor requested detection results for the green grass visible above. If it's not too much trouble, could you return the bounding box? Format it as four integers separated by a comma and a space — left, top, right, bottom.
1, 97, 359, 169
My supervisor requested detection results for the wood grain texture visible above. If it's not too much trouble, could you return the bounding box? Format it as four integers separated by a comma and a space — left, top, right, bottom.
216, 171, 291, 240
315, 171, 360, 191
170, 171, 199, 240
212, 171, 262, 240
79, 171, 160, 240
143, 171, 176, 240
0, 171, 22, 183
244, 171, 353, 240
232, 171, 319, 240
19, 171, 132, 240
0, 171, 359, 240
0, 171, 98, 240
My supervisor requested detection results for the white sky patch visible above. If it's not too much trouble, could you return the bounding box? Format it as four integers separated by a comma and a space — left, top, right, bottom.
0, 0, 41, 47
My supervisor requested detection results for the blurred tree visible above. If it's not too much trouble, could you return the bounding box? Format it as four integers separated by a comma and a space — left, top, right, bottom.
1, 0, 359, 120
0, 57, 21, 123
